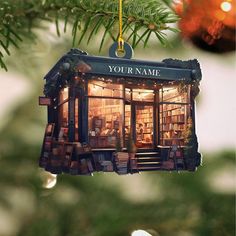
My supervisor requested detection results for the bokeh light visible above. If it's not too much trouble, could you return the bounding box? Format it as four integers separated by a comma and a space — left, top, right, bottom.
131, 230, 152, 236
220, 1, 232, 12
43, 173, 57, 189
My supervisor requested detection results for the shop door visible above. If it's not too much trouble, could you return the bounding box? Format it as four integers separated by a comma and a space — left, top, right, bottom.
135, 104, 154, 149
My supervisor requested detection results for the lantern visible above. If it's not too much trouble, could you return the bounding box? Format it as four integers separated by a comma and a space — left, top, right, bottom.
39, 46, 202, 175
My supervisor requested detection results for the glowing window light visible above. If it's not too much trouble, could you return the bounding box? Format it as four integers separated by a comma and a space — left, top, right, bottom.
131, 230, 152, 236
43, 174, 57, 189
221, 1, 232, 12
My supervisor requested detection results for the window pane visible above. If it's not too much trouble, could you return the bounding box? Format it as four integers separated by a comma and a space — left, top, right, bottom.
125, 88, 131, 100
60, 87, 69, 101
88, 80, 123, 97
88, 98, 123, 148
159, 103, 191, 146
58, 88, 69, 141
75, 98, 79, 141
133, 89, 154, 102
125, 104, 131, 142
58, 104, 69, 141
136, 105, 153, 148
160, 85, 190, 103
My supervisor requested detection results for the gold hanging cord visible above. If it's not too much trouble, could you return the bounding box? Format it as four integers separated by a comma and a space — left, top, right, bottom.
118, 0, 124, 52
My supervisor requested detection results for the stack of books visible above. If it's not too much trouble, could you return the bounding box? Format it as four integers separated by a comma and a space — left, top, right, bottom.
39, 123, 55, 168
115, 152, 129, 175
100, 161, 114, 172
130, 158, 138, 171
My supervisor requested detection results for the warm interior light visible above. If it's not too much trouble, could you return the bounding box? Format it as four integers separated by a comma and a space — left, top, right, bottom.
43, 173, 57, 189
64, 87, 68, 92
131, 230, 152, 236
221, 1, 232, 12
92, 84, 98, 92
138, 92, 142, 100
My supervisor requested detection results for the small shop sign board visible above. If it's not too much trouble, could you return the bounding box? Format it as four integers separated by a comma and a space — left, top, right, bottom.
39, 96, 52, 106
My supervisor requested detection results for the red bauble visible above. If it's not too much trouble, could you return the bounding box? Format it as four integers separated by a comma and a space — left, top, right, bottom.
174, 0, 235, 53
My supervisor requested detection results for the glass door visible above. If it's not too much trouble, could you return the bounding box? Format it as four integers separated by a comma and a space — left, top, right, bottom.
135, 105, 154, 148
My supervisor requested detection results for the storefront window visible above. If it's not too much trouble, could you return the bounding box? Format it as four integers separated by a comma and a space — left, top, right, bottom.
75, 98, 79, 141
88, 80, 123, 97
58, 87, 69, 141
159, 85, 191, 146
88, 98, 123, 148
125, 104, 131, 142
159, 85, 189, 103
133, 89, 154, 102
136, 105, 153, 148
125, 88, 131, 100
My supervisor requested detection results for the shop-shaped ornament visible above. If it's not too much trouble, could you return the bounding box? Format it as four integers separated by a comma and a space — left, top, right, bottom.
39, 44, 202, 175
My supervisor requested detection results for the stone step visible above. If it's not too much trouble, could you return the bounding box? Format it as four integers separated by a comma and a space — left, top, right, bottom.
135, 153, 161, 160
136, 157, 162, 162
136, 151, 159, 155
137, 161, 161, 165
137, 161, 162, 168
134, 166, 163, 171
136, 152, 159, 157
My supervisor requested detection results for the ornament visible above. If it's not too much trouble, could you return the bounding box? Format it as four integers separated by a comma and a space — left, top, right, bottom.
38, 0, 202, 176
174, 0, 235, 53
39, 48, 202, 175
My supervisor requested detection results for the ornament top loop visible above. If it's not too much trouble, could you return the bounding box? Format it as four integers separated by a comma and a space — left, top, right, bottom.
117, 0, 124, 52
117, 37, 124, 52
109, 0, 133, 59
109, 41, 134, 59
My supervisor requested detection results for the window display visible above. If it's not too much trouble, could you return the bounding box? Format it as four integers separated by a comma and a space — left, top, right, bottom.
136, 105, 153, 148
88, 98, 123, 148
88, 80, 123, 97
75, 98, 79, 141
125, 88, 131, 100
58, 87, 69, 141
125, 104, 131, 142
159, 85, 191, 146
133, 89, 154, 102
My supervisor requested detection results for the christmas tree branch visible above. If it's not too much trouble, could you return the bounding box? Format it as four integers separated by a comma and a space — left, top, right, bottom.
0, 0, 179, 71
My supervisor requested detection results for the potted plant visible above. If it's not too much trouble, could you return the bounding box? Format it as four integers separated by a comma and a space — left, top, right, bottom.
126, 133, 137, 173
183, 117, 200, 171
114, 136, 129, 175
126, 133, 137, 159
115, 136, 122, 153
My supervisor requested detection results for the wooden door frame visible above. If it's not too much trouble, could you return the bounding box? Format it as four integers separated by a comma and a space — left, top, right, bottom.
131, 101, 156, 150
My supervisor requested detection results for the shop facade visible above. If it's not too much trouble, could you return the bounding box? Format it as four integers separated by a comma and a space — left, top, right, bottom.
39, 49, 202, 174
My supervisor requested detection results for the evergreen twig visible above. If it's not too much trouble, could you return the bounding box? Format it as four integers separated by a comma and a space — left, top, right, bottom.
0, 0, 179, 71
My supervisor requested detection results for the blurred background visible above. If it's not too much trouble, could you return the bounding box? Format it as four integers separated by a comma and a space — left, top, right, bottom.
0, 0, 235, 235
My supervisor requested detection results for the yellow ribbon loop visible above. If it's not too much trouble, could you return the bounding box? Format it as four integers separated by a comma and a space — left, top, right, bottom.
118, 0, 124, 52
118, 37, 124, 52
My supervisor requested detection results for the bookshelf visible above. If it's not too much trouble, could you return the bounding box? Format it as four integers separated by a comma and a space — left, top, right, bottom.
39, 123, 55, 168
160, 103, 187, 146
136, 105, 153, 147
159, 84, 190, 146
125, 105, 131, 141
88, 98, 123, 148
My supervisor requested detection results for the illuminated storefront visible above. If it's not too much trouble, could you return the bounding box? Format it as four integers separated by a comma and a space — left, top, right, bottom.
39, 49, 201, 174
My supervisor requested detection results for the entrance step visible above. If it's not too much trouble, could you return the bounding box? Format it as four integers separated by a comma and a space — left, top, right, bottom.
135, 152, 160, 157
136, 152, 159, 156
135, 166, 162, 171
132, 151, 163, 171
137, 157, 161, 162
137, 161, 161, 165
136, 161, 162, 168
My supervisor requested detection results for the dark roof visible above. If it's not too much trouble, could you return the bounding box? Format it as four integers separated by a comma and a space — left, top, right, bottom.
43, 48, 202, 96
44, 48, 202, 80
